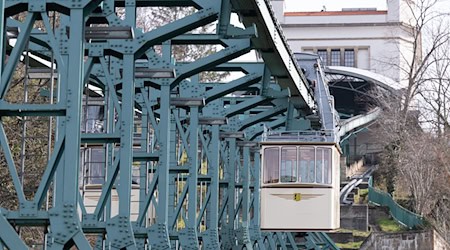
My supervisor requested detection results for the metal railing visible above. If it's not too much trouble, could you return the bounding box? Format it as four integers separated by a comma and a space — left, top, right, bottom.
368, 177, 424, 229
262, 130, 336, 143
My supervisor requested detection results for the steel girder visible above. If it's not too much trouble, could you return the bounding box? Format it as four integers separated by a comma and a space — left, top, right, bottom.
0, 0, 322, 249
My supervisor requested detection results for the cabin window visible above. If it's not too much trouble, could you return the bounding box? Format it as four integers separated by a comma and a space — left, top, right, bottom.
315, 147, 332, 184
264, 147, 279, 184
82, 105, 104, 133
281, 147, 297, 182
316, 148, 324, 183
81, 147, 105, 185
299, 147, 315, 183
263, 146, 333, 185
322, 148, 333, 184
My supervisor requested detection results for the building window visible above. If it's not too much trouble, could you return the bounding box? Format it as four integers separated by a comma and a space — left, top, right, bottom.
314, 48, 357, 67
317, 50, 328, 65
330, 50, 340, 66
344, 49, 355, 67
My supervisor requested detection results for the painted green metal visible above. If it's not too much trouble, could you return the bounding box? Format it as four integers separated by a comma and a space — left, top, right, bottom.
0, 0, 338, 249
0, 0, 4, 77
369, 177, 424, 229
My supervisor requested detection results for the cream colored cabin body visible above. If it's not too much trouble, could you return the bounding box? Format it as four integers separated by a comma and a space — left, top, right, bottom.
260, 142, 340, 231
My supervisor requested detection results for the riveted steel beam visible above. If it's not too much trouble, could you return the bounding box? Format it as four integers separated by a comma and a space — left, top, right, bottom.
0, 1, 324, 249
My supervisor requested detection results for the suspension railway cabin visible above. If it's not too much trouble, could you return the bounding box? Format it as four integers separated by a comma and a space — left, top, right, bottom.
260, 133, 340, 231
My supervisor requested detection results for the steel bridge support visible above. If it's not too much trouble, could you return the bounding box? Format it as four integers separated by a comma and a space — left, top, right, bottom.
0, 0, 334, 249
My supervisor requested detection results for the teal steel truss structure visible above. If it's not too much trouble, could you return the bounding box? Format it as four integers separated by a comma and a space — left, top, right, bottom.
0, 0, 337, 249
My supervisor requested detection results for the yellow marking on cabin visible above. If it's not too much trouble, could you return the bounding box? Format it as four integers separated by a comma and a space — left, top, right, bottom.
272, 193, 323, 201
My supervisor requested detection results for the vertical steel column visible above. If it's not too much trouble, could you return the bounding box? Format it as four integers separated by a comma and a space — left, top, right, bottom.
222, 138, 236, 249
46, 19, 56, 244
98, 76, 116, 250
148, 84, 171, 248
250, 150, 265, 248
151, 39, 174, 247
203, 124, 220, 248
168, 113, 177, 241
104, 2, 138, 247
51, 13, 69, 239
236, 146, 253, 249
111, 53, 137, 249
179, 106, 199, 249
61, 3, 84, 228
48, 8, 89, 249
242, 147, 250, 223
138, 91, 149, 224
118, 54, 134, 220
118, 0, 136, 224
105, 60, 118, 222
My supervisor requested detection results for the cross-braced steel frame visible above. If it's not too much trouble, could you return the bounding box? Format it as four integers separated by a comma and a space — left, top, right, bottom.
0, 0, 337, 249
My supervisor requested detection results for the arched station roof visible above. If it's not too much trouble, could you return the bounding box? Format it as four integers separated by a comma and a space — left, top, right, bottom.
325, 66, 405, 92
323, 66, 403, 138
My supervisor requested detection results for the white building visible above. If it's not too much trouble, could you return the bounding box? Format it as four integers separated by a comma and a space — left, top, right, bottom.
271, 0, 416, 86
270, 0, 418, 170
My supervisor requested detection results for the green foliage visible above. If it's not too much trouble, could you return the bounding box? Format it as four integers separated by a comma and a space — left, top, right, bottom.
354, 188, 369, 204
377, 218, 405, 232
336, 228, 371, 238
335, 241, 364, 249
353, 230, 371, 238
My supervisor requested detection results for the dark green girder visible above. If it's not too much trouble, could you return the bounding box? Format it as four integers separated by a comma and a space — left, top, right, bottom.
0, 0, 337, 249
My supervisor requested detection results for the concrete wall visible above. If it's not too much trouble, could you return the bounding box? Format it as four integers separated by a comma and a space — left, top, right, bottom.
360, 230, 450, 250
340, 204, 369, 231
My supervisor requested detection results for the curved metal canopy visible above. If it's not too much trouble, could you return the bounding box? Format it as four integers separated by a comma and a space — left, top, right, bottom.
325, 66, 405, 92
324, 66, 402, 138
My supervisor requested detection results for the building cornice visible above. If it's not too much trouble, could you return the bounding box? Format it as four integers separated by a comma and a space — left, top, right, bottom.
284, 10, 388, 16
281, 22, 412, 28
287, 36, 414, 44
